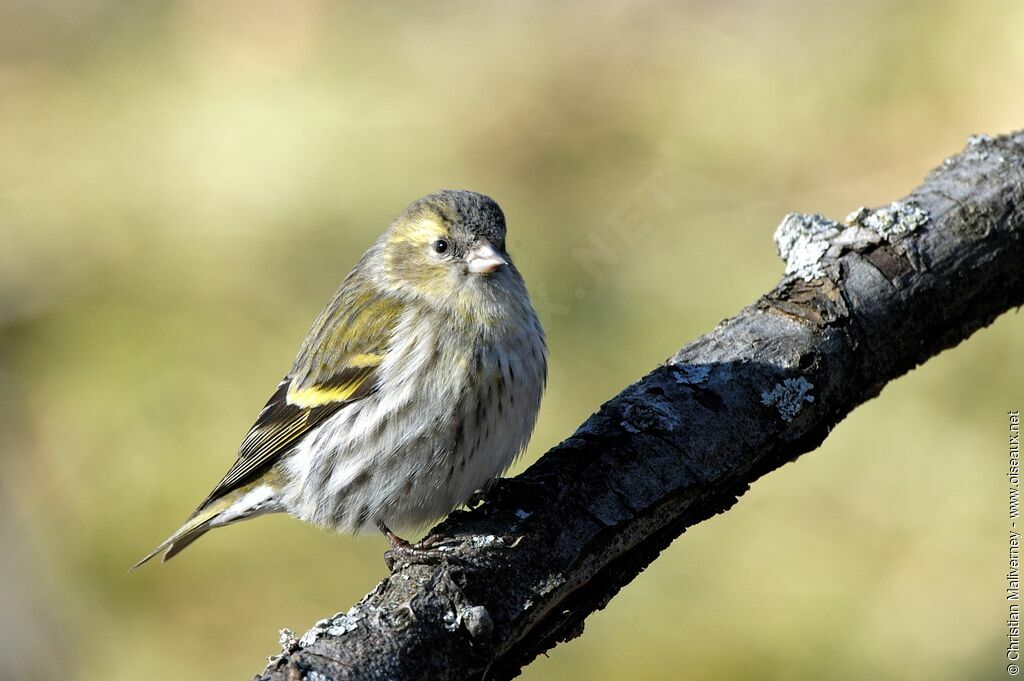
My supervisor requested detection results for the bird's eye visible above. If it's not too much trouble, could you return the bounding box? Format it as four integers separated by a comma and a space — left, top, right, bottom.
432, 239, 450, 255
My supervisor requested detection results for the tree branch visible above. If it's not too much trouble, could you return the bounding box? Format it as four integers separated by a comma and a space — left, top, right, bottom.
257, 131, 1024, 681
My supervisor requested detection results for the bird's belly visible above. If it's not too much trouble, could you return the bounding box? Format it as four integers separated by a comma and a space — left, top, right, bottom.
280, 343, 541, 534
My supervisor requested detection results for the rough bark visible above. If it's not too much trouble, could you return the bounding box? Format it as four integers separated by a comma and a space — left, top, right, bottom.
257, 131, 1024, 681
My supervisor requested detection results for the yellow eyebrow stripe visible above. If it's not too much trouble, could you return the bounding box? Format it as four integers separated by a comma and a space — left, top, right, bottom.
389, 216, 447, 244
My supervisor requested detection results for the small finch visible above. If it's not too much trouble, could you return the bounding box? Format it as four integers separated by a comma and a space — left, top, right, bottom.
135, 190, 546, 568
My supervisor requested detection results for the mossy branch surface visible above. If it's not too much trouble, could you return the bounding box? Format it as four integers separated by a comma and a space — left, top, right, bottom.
257, 131, 1024, 681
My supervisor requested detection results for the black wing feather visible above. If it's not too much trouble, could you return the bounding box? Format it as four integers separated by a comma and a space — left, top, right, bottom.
198, 380, 346, 507
195, 285, 403, 511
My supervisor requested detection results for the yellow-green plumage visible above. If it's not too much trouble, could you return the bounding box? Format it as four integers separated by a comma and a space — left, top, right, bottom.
135, 190, 546, 568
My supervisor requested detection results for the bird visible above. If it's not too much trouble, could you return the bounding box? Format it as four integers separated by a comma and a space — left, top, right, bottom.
134, 190, 547, 569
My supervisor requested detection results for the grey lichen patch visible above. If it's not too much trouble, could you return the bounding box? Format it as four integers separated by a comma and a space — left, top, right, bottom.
326, 605, 365, 637
760, 377, 815, 422
844, 207, 870, 225
847, 201, 929, 240
671, 364, 711, 385
773, 213, 843, 280
278, 629, 298, 651
962, 132, 1010, 164
304, 672, 331, 681
773, 202, 930, 283
469, 534, 499, 548
943, 133, 999, 167
619, 395, 681, 435
299, 625, 325, 648
264, 630, 300, 673
294, 606, 369, 648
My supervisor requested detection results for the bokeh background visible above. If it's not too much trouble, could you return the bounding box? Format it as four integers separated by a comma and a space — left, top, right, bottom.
2, 1, 1022, 679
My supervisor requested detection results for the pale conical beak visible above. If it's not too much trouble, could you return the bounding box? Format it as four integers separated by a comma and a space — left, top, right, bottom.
466, 240, 508, 275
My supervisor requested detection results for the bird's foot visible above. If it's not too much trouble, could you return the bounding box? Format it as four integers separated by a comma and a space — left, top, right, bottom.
378, 523, 452, 572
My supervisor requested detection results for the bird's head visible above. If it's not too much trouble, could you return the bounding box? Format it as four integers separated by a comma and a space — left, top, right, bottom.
375, 190, 519, 311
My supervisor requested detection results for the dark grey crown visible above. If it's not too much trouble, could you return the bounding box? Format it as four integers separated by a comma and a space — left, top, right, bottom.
414, 190, 506, 247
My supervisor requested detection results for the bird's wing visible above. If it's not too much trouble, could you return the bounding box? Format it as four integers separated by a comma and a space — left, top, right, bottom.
198, 288, 405, 508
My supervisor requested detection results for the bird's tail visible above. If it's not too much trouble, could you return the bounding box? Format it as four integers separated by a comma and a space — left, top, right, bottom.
130, 496, 235, 569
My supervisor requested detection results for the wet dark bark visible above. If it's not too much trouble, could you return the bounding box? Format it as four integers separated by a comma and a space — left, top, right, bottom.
257, 131, 1024, 681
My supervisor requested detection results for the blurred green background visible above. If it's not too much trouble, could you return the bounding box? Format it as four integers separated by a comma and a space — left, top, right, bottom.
1, 1, 1022, 679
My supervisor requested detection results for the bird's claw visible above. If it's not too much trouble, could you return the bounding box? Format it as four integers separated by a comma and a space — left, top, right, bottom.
383, 542, 450, 572
379, 525, 458, 571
